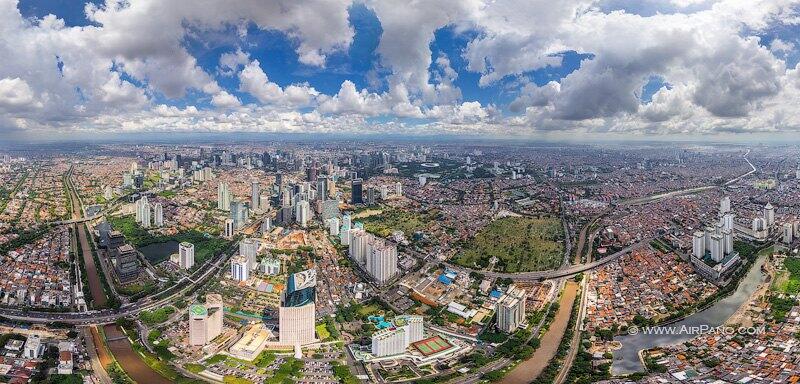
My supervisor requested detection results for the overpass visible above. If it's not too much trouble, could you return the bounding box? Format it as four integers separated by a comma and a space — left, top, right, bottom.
443, 239, 650, 282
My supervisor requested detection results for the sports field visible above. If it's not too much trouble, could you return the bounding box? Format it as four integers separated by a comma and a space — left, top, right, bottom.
412, 335, 453, 356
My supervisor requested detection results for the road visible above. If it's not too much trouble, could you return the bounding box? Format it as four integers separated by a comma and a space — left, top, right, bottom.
0, 246, 232, 324
443, 239, 649, 282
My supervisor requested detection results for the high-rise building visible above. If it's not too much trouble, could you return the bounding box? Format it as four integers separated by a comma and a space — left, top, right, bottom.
179, 242, 195, 270
351, 178, 363, 204
692, 231, 705, 258
497, 285, 526, 333
231, 256, 249, 282
316, 176, 327, 201
720, 196, 731, 215
296, 200, 310, 228
224, 218, 235, 238
395, 182, 402, 197
230, 201, 249, 230
709, 234, 723, 262
722, 213, 735, 231
189, 294, 223, 346
135, 196, 150, 227
153, 202, 163, 227
349, 228, 370, 264
783, 222, 794, 244
114, 244, 140, 283
366, 240, 398, 285
251, 180, 260, 213
380, 185, 388, 200
217, 182, 231, 211
327, 217, 340, 236
764, 203, 775, 227
371, 327, 407, 357
240, 238, 259, 270
279, 269, 317, 345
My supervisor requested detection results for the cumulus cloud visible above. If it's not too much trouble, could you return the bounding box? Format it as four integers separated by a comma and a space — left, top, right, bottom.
2, 0, 800, 137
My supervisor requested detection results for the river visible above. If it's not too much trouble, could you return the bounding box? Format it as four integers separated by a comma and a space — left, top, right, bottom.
611, 253, 767, 374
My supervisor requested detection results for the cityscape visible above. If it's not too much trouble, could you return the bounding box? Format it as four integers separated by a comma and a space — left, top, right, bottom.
2, 1, 800, 384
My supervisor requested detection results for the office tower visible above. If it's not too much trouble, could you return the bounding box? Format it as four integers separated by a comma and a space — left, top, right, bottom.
380, 185, 388, 200
709, 234, 723, 262
366, 240, 398, 285
764, 203, 775, 226
296, 200, 310, 228
179, 242, 195, 270
720, 196, 731, 215
230, 201, 249, 230
351, 178, 363, 204
240, 238, 259, 270
722, 213, 735, 231
316, 176, 327, 201
153, 203, 163, 227
189, 294, 223, 346
261, 217, 273, 234
367, 187, 376, 205
784, 222, 794, 244
279, 269, 317, 345
231, 257, 249, 282
251, 180, 260, 213
224, 218, 235, 238
497, 285, 527, 333
395, 182, 402, 197
692, 231, 705, 258
217, 182, 231, 211
275, 171, 283, 188
115, 244, 140, 283
259, 194, 270, 213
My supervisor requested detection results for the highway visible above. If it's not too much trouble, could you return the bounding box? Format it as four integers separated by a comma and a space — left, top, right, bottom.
442, 239, 649, 282
0, 246, 232, 324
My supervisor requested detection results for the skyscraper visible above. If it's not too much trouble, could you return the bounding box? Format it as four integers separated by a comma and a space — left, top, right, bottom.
179, 242, 195, 270
279, 269, 317, 345
153, 202, 163, 227
497, 285, 526, 333
251, 180, 260, 213
764, 203, 775, 227
239, 238, 259, 270
296, 200, 310, 228
224, 218, 235, 238
316, 176, 327, 201
230, 201, 249, 230
366, 240, 398, 285
217, 182, 231, 211
188, 294, 223, 346
720, 196, 731, 215
351, 178, 363, 204
231, 256, 249, 282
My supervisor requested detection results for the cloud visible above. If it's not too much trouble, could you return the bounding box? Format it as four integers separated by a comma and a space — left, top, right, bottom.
238, 60, 319, 107
211, 91, 241, 108
0, 77, 41, 112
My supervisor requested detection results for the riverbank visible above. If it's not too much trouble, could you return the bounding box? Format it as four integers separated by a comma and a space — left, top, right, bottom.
500, 282, 578, 384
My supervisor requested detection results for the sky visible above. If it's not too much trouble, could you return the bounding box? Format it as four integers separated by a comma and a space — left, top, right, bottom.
2, 0, 800, 141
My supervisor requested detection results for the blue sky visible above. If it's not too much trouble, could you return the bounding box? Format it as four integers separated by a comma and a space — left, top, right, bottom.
2, 0, 800, 139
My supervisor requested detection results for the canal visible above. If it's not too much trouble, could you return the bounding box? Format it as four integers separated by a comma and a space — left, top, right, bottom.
611, 252, 768, 374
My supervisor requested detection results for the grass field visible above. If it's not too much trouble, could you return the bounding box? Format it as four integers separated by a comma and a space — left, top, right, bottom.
454, 216, 564, 272
360, 208, 436, 238
774, 257, 800, 294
